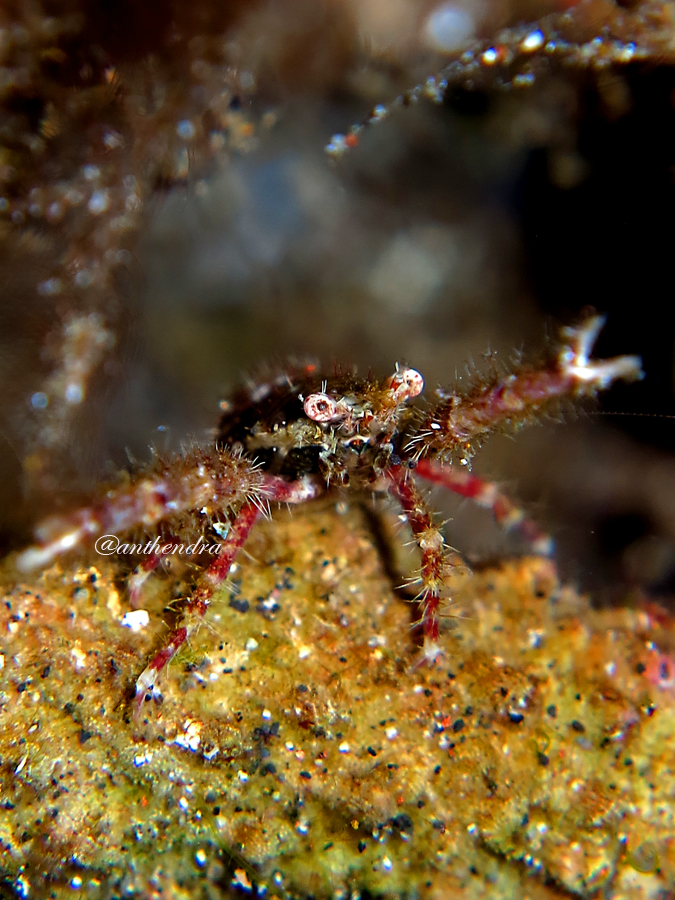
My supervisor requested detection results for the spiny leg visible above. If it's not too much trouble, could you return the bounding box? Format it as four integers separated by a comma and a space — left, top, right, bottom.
407, 315, 642, 464
414, 458, 553, 556
128, 532, 182, 607
133, 501, 261, 715
16, 448, 264, 572
133, 475, 323, 716
386, 464, 456, 664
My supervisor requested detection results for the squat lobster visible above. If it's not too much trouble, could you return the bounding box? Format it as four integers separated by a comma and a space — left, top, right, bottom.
16, 315, 642, 715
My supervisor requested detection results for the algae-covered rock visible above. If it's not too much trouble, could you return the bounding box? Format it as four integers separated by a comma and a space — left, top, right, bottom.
1, 501, 674, 899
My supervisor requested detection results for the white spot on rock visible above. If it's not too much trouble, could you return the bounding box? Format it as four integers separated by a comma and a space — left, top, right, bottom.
121, 610, 150, 632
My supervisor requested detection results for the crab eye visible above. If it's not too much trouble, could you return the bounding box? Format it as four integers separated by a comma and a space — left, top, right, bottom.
388, 367, 424, 400
304, 392, 339, 422
400, 368, 424, 397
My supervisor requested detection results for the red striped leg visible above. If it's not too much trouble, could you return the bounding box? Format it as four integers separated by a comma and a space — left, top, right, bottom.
16, 448, 263, 572
414, 458, 553, 556
133, 475, 323, 716
128, 534, 182, 606
407, 316, 642, 462
386, 464, 453, 663
133, 502, 260, 715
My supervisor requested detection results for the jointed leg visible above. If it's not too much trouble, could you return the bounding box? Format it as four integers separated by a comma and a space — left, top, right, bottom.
386, 464, 455, 663
128, 532, 183, 606
133, 502, 260, 714
129, 555, 163, 607
407, 316, 642, 463
133, 475, 323, 715
16, 448, 264, 572
414, 458, 553, 556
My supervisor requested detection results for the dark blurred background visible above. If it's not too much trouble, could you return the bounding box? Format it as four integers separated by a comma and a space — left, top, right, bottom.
3, 0, 675, 606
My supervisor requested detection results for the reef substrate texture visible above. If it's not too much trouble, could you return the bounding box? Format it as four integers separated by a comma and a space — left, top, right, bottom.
1, 503, 674, 899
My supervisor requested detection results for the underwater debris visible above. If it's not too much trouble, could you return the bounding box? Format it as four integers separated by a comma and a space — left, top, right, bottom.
327, 0, 675, 156
0, 0, 264, 496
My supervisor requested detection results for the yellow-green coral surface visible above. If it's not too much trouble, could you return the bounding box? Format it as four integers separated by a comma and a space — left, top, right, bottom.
1, 502, 674, 899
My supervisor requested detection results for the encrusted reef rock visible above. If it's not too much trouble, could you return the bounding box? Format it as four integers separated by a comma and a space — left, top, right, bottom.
1, 501, 674, 898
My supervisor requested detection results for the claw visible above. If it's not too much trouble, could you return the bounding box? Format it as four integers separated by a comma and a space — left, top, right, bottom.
559, 315, 643, 390
409, 639, 445, 672
16, 523, 90, 572
133, 665, 162, 719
